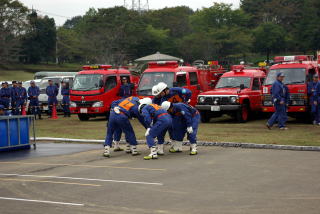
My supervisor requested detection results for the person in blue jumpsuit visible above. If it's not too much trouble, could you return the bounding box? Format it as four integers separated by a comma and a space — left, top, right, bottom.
152, 82, 192, 105
266, 73, 288, 130
140, 103, 172, 160
46, 80, 59, 116
28, 80, 41, 119
308, 75, 319, 124
13, 82, 27, 115
119, 77, 133, 98
161, 101, 200, 155
0, 82, 11, 110
10, 81, 18, 114
103, 96, 148, 158
314, 77, 320, 125
61, 82, 71, 117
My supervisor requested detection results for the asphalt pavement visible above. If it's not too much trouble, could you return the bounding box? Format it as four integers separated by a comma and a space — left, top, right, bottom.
0, 143, 319, 214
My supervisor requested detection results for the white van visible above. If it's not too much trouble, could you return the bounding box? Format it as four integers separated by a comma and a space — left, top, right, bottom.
38, 76, 74, 111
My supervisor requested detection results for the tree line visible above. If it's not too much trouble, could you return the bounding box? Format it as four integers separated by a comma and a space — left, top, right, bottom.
1, 0, 320, 65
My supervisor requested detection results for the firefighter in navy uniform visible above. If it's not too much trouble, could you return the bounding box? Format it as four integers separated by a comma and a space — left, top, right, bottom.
46, 80, 59, 116
0, 82, 11, 110
14, 81, 27, 115
61, 82, 71, 117
119, 77, 133, 98
161, 101, 200, 155
152, 82, 192, 105
266, 73, 288, 130
308, 75, 319, 124
27, 80, 41, 119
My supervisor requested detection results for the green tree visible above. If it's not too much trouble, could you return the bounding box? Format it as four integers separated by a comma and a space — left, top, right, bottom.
0, 0, 28, 63
252, 22, 286, 62
57, 27, 83, 63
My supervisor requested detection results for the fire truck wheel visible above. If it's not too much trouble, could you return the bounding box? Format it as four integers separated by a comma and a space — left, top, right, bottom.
78, 114, 90, 121
236, 104, 249, 123
200, 111, 211, 123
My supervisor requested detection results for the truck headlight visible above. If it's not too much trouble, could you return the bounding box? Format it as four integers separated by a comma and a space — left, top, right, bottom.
198, 96, 205, 103
70, 102, 77, 107
230, 96, 238, 104
92, 101, 103, 108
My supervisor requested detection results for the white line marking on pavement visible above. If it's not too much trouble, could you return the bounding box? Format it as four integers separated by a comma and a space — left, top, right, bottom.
0, 197, 84, 206
0, 173, 163, 186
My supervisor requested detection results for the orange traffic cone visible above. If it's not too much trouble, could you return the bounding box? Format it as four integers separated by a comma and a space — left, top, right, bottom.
51, 104, 58, 119
21, 105, 26, 116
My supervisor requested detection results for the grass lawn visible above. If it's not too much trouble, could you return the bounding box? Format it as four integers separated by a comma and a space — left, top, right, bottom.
34, 114, 320, 146
0, 70, 34, 81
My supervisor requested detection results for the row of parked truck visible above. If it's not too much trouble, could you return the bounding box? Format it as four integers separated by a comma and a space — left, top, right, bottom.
68, 53, 320, 122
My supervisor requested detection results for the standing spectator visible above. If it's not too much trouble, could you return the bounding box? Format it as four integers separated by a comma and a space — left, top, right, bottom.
46, 80, 59, 117
119, 77, 133, 98
0, 82, 11, 110
13, 81, 27, 115
28, 80, 41, 119
10, 81, 18, 113
61, 82, 71, 117
266, 73, 289, 130
308, 75, 319, 124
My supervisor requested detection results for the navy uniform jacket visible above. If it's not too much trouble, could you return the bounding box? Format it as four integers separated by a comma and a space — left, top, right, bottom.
10, 87, 18, 102
162, 87, 192, 103
119, 83, 133, 98
14, 87, 27, 101
0, 87, 11, 99
271, 80, 286, 104
46, 85, 59, 97
171, 103, 198, 127
28, 86, 40, 98
308, 81, 319, 103
141, 104, 168, 128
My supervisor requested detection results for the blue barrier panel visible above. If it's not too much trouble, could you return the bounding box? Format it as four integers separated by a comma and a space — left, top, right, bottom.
0, 116, 35, 152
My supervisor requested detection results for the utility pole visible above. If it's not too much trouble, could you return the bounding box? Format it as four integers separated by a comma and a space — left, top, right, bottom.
125, 0, 149, 12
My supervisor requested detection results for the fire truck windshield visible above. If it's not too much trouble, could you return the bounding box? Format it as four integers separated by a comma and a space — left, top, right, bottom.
72, 74, 103, 91
137, 72, 174, 95
216, 77, 251, 89
265, 68, 306, 85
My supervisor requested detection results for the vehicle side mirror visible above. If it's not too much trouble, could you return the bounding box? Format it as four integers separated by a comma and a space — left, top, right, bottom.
210, 80, 216, 87
240, 84, 245, 90
173, 82, 178, 87
197, 84, 201, 90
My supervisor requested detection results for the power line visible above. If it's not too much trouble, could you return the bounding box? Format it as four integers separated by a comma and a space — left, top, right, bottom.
32, 9, 72, 19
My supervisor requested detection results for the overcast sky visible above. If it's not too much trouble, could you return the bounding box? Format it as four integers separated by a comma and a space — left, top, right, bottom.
19, 0, 240, 26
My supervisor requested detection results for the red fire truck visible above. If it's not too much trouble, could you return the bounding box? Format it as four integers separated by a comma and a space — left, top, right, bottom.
262, 55, 320, 119
136, 61, 226, 106
196, 65, 267, 123
70, 65, 139, 121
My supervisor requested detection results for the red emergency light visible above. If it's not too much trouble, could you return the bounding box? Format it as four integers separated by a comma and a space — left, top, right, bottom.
274, 55, 314, 63
148, 61, 179, 68
231, 65, 245, 72
82, 65, 112, 70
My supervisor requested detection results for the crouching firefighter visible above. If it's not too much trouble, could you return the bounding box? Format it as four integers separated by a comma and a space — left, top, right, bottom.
161, 101, 200, 155
103, 96, 149, 158
139, 99, 172, 160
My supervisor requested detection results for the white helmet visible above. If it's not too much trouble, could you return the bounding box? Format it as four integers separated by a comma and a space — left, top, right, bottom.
152, 85, 160, 96
138, 97, 152, 113
152, 82, 168, 96
161, 101, 172, 111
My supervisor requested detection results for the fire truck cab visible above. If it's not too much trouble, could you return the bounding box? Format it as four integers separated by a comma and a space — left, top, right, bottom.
262, 55, 320, 119
70, 65, 139, 121
136, 61, 224, 106
196, 65, 266, 123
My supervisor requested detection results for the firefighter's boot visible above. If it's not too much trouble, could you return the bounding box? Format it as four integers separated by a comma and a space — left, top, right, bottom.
144, 146, 158, 160
125, 144, 131, 153
169, 141, 182, 153
130, 145, 140, 156
190, 144, 198, 155
113, 141, 123, 152
103, 146, 111, 158
157, 144, 164, 155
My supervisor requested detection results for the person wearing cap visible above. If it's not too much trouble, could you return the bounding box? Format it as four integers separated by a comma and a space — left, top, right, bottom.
13, 81, 27, 115
119, 77, 133, 98
161, 101, 200, 155
10, 81, 18, 113
152, 82, 192, 105
0, 82, 11, 110
308, 74, 319, 124
46, 79, 59, 116
139, 101, 172, 160
103, 96, 149, 158
28, 80, 41, 119
61, 82, 71, 117
266, 72, 289, 130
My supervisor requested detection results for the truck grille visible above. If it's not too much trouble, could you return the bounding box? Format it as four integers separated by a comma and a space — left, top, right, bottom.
200, 96, 231, 105
74, 101, 96, 108
263, 94, 306, 106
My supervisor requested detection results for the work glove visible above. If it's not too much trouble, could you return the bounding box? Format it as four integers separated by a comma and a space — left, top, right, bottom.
187, 127, 193, 134
145, 128, 151, 137
114, 106, 120, 114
